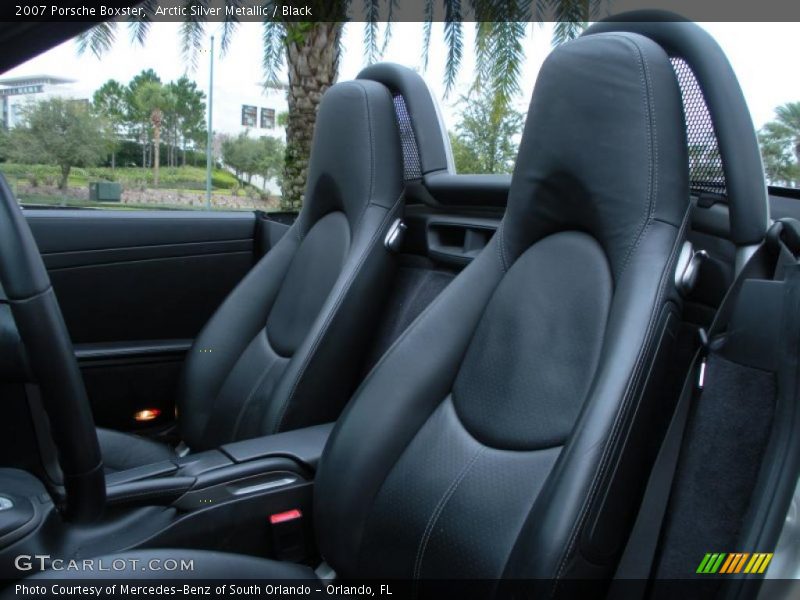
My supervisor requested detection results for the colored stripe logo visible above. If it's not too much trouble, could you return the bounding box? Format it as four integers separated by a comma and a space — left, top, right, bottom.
696, 552, 773, 574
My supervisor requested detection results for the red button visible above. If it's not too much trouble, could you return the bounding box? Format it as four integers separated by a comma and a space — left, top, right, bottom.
269, 509, 302, 524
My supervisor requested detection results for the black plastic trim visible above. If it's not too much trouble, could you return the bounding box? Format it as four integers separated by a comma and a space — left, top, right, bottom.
220, 423, 334, 470
75, 339, 192, 362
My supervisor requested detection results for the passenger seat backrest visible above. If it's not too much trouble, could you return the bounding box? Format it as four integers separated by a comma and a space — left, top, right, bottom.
178, 80, 404, 450
315, 32, 690, 586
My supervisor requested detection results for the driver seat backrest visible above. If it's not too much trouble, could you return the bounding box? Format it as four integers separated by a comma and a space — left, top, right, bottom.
177, 79, 404, 451
314, 32, 690, 586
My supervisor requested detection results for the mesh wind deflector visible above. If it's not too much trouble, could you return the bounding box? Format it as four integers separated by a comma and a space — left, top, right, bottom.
670, 57, 727, 196
393, 94, 422, 180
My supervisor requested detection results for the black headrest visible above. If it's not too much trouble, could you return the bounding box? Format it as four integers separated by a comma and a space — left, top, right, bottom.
583, 13, 769, 247
501, 32, 689, 280
296, 80, 404, 236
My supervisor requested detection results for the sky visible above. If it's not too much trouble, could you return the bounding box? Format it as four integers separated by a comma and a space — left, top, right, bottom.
2, 21, 799, 133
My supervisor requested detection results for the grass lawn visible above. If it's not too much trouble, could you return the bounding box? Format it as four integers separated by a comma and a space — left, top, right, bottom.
0, 163, 243, 192
0, 163, 277, 211
16, 194, 213, 211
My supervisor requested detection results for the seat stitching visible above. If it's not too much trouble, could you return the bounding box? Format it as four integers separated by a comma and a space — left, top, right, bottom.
553, 211, 690, 593
412, 447, 484, 583
616, 34, 658, 280
549, 34, 669, 591
347, 81, 379, 234
273, 80, 400, 431
231, 340, 287, 439
186, 231, 300, 444
272, 191, 404, 432
297, 80, 384, 241
201, 330, 273, 443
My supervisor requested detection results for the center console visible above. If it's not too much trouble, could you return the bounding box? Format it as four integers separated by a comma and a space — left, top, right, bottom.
0, 423, 333, 578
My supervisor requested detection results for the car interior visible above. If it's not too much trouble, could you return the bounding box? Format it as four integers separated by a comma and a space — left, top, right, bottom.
1, 9, 800, 600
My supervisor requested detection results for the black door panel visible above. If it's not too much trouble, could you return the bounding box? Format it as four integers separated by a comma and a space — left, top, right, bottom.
23, 209, 259, 431
27, 209, 256, 254
47, 252, 252, 343
26, 210, 257, 343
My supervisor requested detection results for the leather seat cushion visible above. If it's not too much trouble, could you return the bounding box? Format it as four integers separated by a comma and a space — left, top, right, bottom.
97, 428, 176, 473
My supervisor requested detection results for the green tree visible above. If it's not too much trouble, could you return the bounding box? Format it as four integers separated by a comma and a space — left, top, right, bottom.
257, 135, 285, 193
759, 102, 800, 186
94, 72, 207, 170
8, 98, 108, 189
135, 81, 174, 186
79, 0, 602, 208
168, 76, 206, 166
221, 132, 257, 183
221, 132, 284, 192
92, 79, 127, 169
126, 69, 162, 168
0, 127, 9, 162
449, 89, 524, 174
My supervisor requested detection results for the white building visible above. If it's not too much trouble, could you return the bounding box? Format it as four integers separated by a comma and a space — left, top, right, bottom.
215, 81, 287, 138
0, 75, 83, 128
212, 80, 287, 195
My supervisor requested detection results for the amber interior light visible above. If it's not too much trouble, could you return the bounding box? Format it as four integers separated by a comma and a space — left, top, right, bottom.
134, 408, 161, 422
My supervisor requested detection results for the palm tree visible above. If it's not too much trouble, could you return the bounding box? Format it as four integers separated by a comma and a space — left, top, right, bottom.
759, 102, 800, 186
78, 0, 604, 208
136, 81, 174, 187
92, 79, 127, 169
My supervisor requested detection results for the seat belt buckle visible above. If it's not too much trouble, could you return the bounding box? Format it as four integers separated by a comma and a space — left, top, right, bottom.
269, 509, 307, 561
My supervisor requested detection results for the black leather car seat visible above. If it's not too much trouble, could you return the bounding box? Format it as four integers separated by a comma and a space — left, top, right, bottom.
52, 30, 691, 586
98, 78, 405, 471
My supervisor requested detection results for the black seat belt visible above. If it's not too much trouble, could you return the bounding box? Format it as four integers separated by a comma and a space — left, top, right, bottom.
610, 220, 800, 598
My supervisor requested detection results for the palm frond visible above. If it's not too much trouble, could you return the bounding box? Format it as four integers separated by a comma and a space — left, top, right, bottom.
512, 0, 534, 20
381, 0, 399, 54
470, 0, 494, 92
76, 22, 117, 58
262, 21, 286, 88
472, 21, 492, 93
421, 0, 435, 71
552, 21, 585, 44
220, 0, 243, 55
550, 0, 589, 45
127, 0, 158, 46
487, 21, 526, 110
364, 0, 381, 64
587, 0, 610, 20
533, 0, 549, 21
179, 0, 209, 71
442, 1, 464, 96
128, 20, 151, 46
471, 0, 493, 94
775, 102, 800, 130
